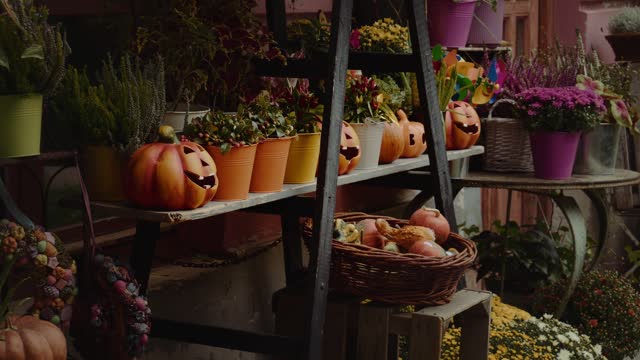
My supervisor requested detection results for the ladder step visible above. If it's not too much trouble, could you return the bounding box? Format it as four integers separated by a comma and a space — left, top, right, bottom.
152, 318, 304, 355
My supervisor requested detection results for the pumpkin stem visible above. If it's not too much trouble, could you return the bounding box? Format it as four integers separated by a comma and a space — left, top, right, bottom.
421, 206, 442, 217
158, 125, 180, 144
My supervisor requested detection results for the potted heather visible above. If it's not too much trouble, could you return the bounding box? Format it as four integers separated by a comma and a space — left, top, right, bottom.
47, 56, 166, 201
516, 86, 604, 179
0, 0, 69, 158
185, 111, 260, 201
267, 78, 323, 184
606, 7, 640, 62
241, 90, 295, 193
344, 74, 386, 170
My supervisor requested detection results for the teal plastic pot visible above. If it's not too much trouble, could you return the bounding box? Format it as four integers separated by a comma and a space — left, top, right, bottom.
0, 94, 43, 158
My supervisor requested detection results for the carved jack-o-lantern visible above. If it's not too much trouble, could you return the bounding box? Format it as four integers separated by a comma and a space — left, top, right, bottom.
397, 110, 427, 158
445, 101, 481, 150
126, 126, 218, 210
317, 121, 361, 175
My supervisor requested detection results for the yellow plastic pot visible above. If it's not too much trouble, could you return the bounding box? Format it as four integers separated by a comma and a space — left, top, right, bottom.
0, 94, 43, 158
80, 145, 128, 201
283, 133, 321, 184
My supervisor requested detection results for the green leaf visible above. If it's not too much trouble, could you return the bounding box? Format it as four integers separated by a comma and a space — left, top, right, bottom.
20, 44, 44, 60
432, 44, 444, 62
0, 46, 9, 70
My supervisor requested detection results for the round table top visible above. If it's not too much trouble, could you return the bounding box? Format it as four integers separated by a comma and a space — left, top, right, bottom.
452, 169, 640, 191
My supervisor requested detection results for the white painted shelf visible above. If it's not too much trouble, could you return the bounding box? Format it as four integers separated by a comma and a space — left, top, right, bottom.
92, 146, 484, 223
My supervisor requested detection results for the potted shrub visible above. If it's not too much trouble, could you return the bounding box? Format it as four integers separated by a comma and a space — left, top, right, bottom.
515, 86, 604, 179
241, 90, 295, 193
467, 0, 504, 47
47, 56, 166, 201
344, 74, 386, 170
606, 7, 640, 62
185, 111, 260, 201
0, 0, 70, 158
136, 0, 284, 130
267, 78, 323, 184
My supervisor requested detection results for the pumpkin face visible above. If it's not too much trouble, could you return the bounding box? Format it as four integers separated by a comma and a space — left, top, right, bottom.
445, 101, 481, 150
0, 315, 67, 360
379, 122, 404, 164
126, 131, 218, 210
317, 121, 361, 175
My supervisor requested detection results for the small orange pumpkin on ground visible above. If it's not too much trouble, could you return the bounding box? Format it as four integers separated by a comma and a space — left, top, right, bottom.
0, 315, 67, 360
379, 121, 404, 164
317, 121, 361, 175
398, 109, 427, 158
126, 126, 218, 210
445, 101, 481, 150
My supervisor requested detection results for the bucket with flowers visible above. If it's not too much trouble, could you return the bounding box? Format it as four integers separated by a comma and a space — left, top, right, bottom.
515, 86, 605, 179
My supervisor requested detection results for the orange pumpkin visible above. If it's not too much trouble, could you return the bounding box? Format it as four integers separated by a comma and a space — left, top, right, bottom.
379, 121, 404, 164
0, 315, 67, 360
445, 101, 481, 150
126, 126, 218, 210
398, 110, 427, 158
317, 121, 361, 175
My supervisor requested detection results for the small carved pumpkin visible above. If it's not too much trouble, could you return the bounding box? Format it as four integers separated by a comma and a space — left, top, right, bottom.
379, 121, 404, 164
317, 121, 361, 175
126, 126, 218, 210
0, 315, 67, 360
445, 101, 481, 150
398, 110, 427, 158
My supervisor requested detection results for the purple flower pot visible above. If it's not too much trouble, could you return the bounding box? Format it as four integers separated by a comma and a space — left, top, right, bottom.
467, 0, 505, 47
529, 131, 581, 180
427, 0, 477, 48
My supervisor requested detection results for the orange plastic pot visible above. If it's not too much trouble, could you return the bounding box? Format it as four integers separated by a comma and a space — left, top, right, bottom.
206, 144, 257, 200
250, 137, 293, 192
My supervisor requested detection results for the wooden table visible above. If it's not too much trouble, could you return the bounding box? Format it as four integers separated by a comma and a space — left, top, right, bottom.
90, 147, 484, 354
451, 169, 640, 317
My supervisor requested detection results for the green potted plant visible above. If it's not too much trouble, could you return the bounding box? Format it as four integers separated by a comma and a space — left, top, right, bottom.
0, 0, 70, 158
267, 78, 323, 184
136, 0, 284, 131
344, 74, 386, 170
241, 90, 295, 193
47, 55, 166, 201
185, 110, 260, 201
606, 7, 640, 62
516, 86, 604, 179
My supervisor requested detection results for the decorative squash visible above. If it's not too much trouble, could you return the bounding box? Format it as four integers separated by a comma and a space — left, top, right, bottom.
317, 121, 361, 175
126, 126, 218, 210
445, 101, 481, 150
0, 315, 67, 360
379, 121, 404, 164
397, 110, 427, 158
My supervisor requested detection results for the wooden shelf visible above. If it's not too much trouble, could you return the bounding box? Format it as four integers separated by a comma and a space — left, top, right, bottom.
92, 146, 483, 223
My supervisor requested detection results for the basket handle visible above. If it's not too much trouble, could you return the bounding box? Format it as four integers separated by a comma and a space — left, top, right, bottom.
487, 98, 518, 121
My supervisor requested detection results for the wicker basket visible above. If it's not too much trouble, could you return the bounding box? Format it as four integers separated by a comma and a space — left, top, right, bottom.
483, 99, 534, 172
303, 212, 477, 305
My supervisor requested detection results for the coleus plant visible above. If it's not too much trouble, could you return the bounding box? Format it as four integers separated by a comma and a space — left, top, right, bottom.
576, 75, 634, 129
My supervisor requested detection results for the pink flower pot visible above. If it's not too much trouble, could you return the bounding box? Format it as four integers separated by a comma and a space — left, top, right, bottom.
427, 0, 477, 48
467, 0, 505, 47
529, 131, 581, 180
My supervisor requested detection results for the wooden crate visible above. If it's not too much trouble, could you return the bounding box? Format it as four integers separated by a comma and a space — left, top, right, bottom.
273, 289, 492, 359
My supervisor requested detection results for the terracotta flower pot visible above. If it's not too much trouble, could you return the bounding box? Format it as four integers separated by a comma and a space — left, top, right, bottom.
250, 137, 293, 192
206, 144, 257, 200
80, 145, 128, 201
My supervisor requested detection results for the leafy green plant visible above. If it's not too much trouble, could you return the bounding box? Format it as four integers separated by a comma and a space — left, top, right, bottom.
240, 90, 295, 139
47, 55, 166, 154
532, 270, 640, 360
0, 0, 70, 96
608, 7, 640, 34
184, 110, 260, 154
344, 74, 385, 124
465, 220, 568, 295
265, 77, 322, 134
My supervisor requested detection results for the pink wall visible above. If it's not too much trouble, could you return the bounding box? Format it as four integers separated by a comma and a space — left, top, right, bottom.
555, 1, 630, 63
